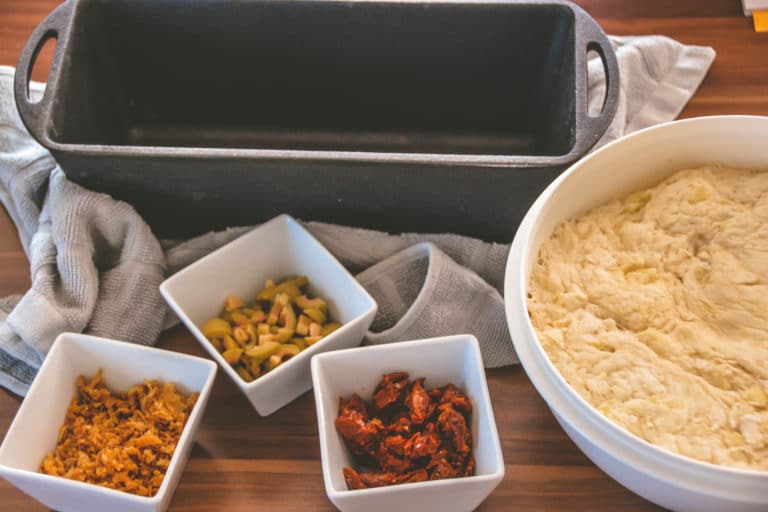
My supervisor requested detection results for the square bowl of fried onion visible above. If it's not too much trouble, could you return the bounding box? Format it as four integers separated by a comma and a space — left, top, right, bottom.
0, 332, 216, 512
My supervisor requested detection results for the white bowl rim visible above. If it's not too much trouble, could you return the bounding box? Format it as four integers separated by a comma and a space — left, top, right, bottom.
0, 332, 218, 503
504, 115, 768, 484
159, 213, 378, 391
311, 334, 506, 498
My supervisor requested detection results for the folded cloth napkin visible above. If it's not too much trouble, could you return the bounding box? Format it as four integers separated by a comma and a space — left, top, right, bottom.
0, 35, 715, 396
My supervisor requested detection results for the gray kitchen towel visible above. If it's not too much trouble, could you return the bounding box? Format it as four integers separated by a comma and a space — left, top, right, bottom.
0, 35, 715, 395
357, 242, 512, 368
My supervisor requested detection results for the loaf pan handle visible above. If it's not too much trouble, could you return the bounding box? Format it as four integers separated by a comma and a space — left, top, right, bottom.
14, 0, 74, 142
573, 5, 620, 154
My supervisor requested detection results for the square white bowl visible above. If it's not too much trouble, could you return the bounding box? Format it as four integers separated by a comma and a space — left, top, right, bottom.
160, 214, 377, 416
0, 333, 217, 512
311, 334, 505, 512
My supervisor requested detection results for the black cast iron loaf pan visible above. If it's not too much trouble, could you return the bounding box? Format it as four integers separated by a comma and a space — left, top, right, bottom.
15, 0, 618, 241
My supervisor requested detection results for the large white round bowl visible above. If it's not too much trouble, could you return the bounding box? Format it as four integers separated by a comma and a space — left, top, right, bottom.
504, 115, 768, 512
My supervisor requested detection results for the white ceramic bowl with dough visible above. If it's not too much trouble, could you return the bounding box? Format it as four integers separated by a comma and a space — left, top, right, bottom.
504, 116, 768, 512
0, 333, 217, 512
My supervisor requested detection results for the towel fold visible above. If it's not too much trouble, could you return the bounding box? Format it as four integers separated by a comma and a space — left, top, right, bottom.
0, 35, 716, 395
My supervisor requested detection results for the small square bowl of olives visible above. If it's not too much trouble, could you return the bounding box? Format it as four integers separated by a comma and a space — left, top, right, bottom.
160, 214, 377, 416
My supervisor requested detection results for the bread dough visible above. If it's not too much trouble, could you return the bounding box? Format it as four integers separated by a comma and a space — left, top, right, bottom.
527, 166, 768, 470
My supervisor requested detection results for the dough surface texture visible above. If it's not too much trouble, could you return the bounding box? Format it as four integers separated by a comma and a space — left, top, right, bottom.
528, 166, 768, 470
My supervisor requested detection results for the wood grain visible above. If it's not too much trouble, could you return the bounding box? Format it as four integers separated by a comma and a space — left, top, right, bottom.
1, 0, 767, 510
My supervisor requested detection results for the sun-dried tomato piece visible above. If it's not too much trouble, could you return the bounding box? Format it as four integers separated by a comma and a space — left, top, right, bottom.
426, 449, 459, 480
429, 457, 458, 480
355, 468, 429, 488
384, 415, 412, 437
357, 471, 400, 488
376, 435, 411, 473
437, 383, 473, 417
338, 393, 368, 417
343, 467, 368, 490
404, 423, 441, 459
437, 403, 471, 455
405, 378, 435, 425
395, 468, 428, 484
373, 371, 410, 411
335, 394, 383, 457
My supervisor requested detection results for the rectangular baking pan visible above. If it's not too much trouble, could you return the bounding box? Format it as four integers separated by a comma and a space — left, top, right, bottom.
15, 0, 618, 241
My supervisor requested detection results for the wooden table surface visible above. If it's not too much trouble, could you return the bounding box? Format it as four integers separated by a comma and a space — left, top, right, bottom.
1, 0, 766, 510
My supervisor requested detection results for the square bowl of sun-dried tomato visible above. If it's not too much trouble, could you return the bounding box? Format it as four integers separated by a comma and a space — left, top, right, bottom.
311, 334, 504, 512
0, 332, 217, 512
